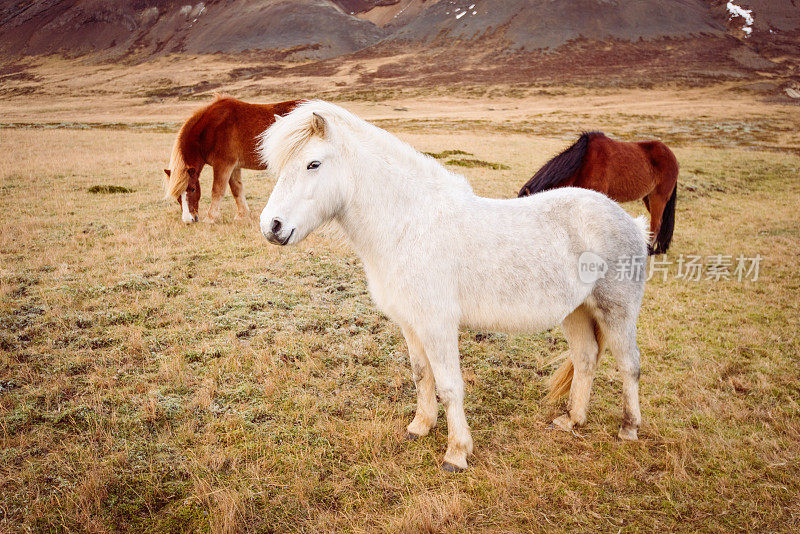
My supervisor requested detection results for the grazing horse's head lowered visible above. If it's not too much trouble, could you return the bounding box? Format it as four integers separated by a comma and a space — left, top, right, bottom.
258, 109, 348, 246
164, 166, 200, 223
164, 121, 202, 224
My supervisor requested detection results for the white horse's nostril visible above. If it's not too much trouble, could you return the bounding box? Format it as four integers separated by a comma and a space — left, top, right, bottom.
271, 218, 283, 235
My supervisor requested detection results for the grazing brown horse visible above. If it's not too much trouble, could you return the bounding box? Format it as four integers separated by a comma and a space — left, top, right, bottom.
164, 95, 301, 223
518, 132, 679, 254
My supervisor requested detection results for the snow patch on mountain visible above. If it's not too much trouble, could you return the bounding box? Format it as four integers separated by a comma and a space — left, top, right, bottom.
727, 1, 754, 36
451, 2, 478, 20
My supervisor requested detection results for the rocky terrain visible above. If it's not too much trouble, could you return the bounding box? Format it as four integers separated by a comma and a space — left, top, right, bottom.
0, 1, 386, 60
0, 1, 797, 91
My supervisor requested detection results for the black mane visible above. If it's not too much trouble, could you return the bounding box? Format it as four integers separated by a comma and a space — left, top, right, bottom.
518, 132, 599, 197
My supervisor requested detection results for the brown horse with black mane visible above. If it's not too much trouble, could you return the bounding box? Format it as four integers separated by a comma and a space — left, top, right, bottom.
164, 95, 301, 223
518, 132, 678, 254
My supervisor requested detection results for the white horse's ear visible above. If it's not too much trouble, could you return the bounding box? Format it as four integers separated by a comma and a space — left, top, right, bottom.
273, 114, 283, 122
311, 112, 326, 137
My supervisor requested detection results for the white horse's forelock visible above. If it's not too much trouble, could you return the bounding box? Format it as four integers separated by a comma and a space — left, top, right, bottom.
257, 100, 346, 174
257, 105, 306, 172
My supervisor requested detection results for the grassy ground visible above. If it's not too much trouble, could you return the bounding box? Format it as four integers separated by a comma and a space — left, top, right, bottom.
1, 77, 799, 532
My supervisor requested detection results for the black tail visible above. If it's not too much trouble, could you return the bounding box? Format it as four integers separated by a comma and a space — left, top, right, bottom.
652, 185, 677, 255
518, 132, 595, 197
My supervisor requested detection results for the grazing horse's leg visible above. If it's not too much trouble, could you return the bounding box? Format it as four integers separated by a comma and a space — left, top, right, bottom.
402, 326, 438, 439
228, 167, 250, 221
207, 161, 235, 223
419, 328, 472, 471
552, 305, 601, 432
643, 193, 666, 254
606, 322, 642, 440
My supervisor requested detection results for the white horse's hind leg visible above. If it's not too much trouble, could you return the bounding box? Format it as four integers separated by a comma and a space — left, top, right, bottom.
553, 305, 600, 432
402, 326, 438, 438
419, 329, 473, 471
606, 323, 641, 440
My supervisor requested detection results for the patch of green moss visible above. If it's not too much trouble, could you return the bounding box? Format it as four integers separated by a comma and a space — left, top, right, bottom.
445, 158, 510, 170
423, 149, 473, 159
88, 184, 134, 194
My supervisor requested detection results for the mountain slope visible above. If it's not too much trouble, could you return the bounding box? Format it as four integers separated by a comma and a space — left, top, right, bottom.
381, 0, 726, 50
0, 0, 387, 60
0, 0, 797, 82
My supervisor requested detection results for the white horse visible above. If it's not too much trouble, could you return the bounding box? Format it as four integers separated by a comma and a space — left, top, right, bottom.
258, 101, 648, 471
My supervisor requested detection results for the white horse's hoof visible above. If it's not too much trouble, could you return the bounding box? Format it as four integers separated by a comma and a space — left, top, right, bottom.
442, 461, 466, 473
404, 431, 422, 442
442, 447, 469, 471
552, 414, 575, 432
618, 426, 638, 441
406, 418, 434, 438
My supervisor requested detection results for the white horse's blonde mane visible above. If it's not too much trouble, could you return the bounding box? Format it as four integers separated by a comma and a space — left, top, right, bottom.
258, 100, 473, 194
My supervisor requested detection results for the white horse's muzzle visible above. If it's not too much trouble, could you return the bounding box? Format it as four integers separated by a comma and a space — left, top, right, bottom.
260, 213, 294, 246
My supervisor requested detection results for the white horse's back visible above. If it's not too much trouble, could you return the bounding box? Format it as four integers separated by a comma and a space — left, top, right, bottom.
445, 188, 645, 332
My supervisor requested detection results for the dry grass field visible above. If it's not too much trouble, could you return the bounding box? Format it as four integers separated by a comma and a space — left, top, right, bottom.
1, 61, 799, 532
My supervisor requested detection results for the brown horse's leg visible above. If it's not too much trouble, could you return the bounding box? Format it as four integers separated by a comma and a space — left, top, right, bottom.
207, 162, 235, 223
644, 193, 666, 254
228, 167, 250, 221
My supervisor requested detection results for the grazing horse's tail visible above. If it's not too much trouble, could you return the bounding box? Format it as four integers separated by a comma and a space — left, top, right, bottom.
518, 132, 595, 197
545, 318, 605, 402
653, 185, 677, 254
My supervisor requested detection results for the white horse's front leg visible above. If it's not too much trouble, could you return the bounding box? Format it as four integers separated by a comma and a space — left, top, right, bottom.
420, 329, 473, 471
402, 326, 438, 438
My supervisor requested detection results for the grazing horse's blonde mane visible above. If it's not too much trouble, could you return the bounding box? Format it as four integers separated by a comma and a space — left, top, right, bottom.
164, 112, 201, 199
165, 131, 189, 199
258, 100, 473, 194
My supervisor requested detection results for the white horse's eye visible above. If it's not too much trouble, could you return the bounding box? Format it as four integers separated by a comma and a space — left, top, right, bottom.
307, 161, 321, 170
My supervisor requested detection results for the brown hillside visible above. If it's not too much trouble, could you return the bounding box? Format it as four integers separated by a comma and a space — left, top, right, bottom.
0, 0, 387, 60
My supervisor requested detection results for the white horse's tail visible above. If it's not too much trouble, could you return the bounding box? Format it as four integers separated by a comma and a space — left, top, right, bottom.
546, 215, 645, 402
545, 316, 606, 402
634, 215, 651, 246
545, 357, 574, 402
